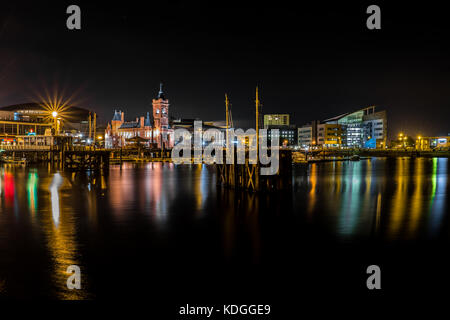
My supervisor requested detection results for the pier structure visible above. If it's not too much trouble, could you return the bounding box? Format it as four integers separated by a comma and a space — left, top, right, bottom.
0, 135, 111, 171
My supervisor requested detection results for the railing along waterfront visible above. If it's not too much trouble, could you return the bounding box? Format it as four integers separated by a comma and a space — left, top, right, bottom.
0, 145, 51, 151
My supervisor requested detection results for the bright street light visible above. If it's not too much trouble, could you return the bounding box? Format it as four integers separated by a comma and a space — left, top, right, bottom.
52, 111, 58, 118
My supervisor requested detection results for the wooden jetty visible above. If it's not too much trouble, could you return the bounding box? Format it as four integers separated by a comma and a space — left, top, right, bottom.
0, 136, 111, 171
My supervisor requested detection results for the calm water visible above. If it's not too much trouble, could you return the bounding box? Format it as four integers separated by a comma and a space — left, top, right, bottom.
0, 158, 449, 300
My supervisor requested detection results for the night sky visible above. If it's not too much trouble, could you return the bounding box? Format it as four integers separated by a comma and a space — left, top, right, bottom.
1, 1, 450, 137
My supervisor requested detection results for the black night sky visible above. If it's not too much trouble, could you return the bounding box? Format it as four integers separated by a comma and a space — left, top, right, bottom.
1, 1, 450, 137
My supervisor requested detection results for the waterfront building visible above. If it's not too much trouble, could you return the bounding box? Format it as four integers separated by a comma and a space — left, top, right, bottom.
298, 122, 342, 148
298, 106, 387, 149
298, 120, 319, 148
264, 114, 290, 127
317, 123, 342, 147
298, 125, 313, 147
105, 111, 158, 148
171, 118, 225, 146
267, 125, 297, 146
0, 103, 93, 145
416, 136, 450, 150
152, 83, 171, 149
105, 84, 174, 149
323, 106, 387, 148
263, 113, 296, 146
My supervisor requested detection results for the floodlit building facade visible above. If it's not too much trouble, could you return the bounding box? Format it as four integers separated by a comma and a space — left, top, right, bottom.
297, 106, 387, 149
105, 84, 174, 148
298, 125, 313, 147
317, 123, 342, 147
0, 103, 93, 146
416, 136, 450, 150
323, 106, 387, 148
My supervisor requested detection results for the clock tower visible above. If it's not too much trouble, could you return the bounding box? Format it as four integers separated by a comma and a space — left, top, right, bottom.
152, 83, 169, 149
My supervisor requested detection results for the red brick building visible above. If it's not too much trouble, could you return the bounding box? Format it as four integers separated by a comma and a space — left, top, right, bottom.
105, 84, 173, 148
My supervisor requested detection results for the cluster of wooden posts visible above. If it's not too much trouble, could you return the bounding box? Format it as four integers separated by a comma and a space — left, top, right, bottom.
109, 148, 172, 164
63, 150, 110, 171
216, 149, 292, 192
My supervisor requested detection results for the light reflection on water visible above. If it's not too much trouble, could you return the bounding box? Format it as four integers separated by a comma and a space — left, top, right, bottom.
296, 157, 449, 240
0, 158, 448, 298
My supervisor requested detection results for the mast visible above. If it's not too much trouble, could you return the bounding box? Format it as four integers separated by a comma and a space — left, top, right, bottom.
93, 112, 97, 146
225, 94, 229, 148
88, 112, 92, 141
255, 86, 260, 159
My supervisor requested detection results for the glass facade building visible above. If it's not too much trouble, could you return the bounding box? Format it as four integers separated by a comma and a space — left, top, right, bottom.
298, 106, 387, 149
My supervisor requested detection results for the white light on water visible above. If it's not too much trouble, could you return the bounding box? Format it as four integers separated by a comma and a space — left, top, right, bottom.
50, 173, 63, 227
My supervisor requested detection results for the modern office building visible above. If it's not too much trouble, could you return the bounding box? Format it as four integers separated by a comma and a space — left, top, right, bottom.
298, 122, 342, 148
298, 120, 319, 148
297, 106, 387, 149
298, 125, 313, 147
323, 106, 387, 148
263, 114, 296, 146
264, 114, 290, 127
267, 124, 297, 146
317, 123, 342, 147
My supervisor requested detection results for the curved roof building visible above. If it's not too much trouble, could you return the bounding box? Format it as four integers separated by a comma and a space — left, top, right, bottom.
0, 102, 91, 122
0, 102, 94, 137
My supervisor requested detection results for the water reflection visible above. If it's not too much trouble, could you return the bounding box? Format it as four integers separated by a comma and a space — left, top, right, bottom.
43, 171, 87, 299
429, 158, 447, 235
0, 167, 90, 299
297, 158, 449, 240
27, 170, 38, 216
49, 173, 62, 226
0, 158, 448, 298
3, 170, 15, 209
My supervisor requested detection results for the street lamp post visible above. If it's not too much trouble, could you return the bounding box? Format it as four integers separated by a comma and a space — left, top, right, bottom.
52, 111, 58, 135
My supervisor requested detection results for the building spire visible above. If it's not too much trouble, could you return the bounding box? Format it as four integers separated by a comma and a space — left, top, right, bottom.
157, 82, 165, 99
144, 111, 152, 127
